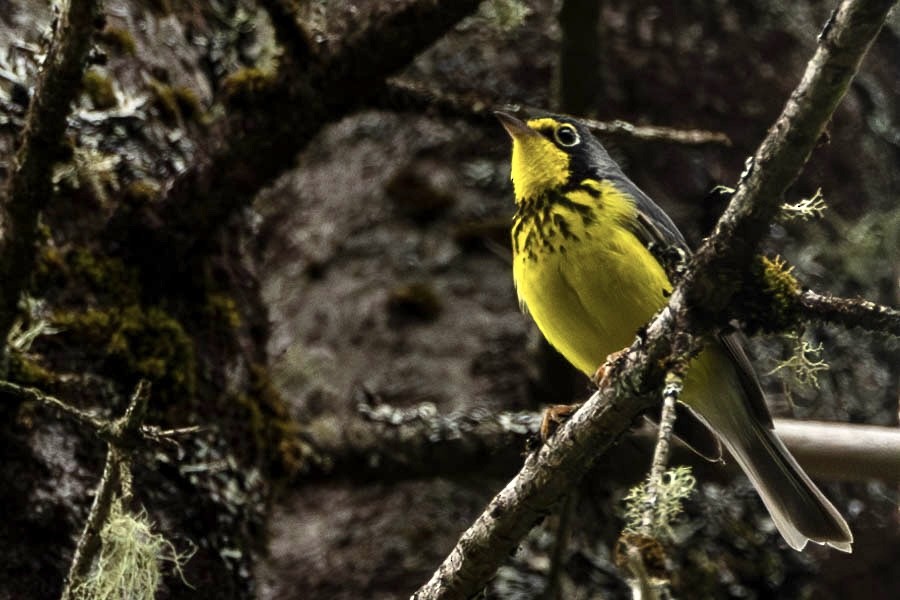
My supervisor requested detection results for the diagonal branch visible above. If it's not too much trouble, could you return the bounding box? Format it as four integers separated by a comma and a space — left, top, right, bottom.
413, 0, 897, 597
0, 0, 102, 363
411, 307, 696, 600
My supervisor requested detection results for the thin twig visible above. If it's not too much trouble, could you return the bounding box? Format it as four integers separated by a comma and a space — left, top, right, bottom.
59, 381, 151, 600
379, 78, 733, 147
115, 379, 151, 438
60, 446, 123, 600
582, 117, 732, 146
0, 379, 173, 450
640, 369, 684, 533
798, 289, 900, 336
0, 380, 109, 433
624, 546, 658, 600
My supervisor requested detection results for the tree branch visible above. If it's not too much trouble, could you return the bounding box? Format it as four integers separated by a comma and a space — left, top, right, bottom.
0, 379, 196, 450
60, 444, 123, 600
296, 405, 900, 485
296, 403, 540, 482
683, 0, 897, 317
127, 0, 484, 276
60, 381, 151, 600
0, 0, 101, 363
798, 289, 900, 336
411, 344, 669, 600
413, 1, 897, 597
641, 369, 684, 532
378, 78, 732, 146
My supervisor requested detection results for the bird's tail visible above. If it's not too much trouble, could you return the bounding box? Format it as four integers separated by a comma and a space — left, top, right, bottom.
715, 408, 853, 552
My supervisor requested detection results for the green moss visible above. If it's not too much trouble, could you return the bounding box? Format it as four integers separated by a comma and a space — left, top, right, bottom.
738, 255, 802, 334
761, 255, 800, 299
98, 26, 136, 55
221, 67, 276, 109
108, 306, 196, 399
68, 248, 140, 304
205, 293, 242, 330
172, 86, 202, 121
33, 245, 67, 291
54, 307, 115, 343
148, 80, 202, 124
83, 68, 117, 110
238, 363, 304, 478
54, 305, 195, 404
7, 352, 57, 387
148, 80, 179, 123
33, 245, 141, 305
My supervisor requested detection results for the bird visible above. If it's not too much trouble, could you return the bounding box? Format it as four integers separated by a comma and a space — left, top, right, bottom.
496, 111, 852, 553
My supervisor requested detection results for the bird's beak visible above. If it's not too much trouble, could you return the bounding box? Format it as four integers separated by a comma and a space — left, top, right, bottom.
495, 111, 536, 140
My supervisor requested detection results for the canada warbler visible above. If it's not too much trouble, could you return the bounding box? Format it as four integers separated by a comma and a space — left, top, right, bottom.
498, 111, 852, 552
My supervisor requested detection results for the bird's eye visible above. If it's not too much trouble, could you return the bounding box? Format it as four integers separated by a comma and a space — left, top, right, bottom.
554, 124, 580, 147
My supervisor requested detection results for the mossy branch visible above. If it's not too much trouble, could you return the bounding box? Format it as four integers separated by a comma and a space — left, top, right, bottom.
737, 256, 897, 337
616, 367, 691, 598
295, 401, 541, 482
0, 0, 102, 367
413, 1, 896, 597
0, 375, 199, 599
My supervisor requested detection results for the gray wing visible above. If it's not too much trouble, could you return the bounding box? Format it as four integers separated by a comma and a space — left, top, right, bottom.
611, 174, 773, 453
720, 330, 774, 427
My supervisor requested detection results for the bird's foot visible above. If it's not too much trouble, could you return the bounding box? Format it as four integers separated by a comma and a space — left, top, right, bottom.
590, 348, 629, 387
539, 403, 583, 441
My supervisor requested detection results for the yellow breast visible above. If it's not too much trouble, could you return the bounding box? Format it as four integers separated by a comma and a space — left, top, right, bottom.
512, 181, 672, 375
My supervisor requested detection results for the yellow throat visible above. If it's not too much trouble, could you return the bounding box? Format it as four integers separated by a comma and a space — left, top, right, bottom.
506, 117, 571, 201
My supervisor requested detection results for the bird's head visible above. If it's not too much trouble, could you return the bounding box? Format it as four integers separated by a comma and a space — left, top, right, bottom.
496, 112, 611, 202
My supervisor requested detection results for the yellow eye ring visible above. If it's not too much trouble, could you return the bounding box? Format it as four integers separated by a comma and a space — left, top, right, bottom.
554, 124, 580, 147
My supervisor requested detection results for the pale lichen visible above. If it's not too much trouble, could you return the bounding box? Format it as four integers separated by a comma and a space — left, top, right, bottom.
72, 499, 192, 600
